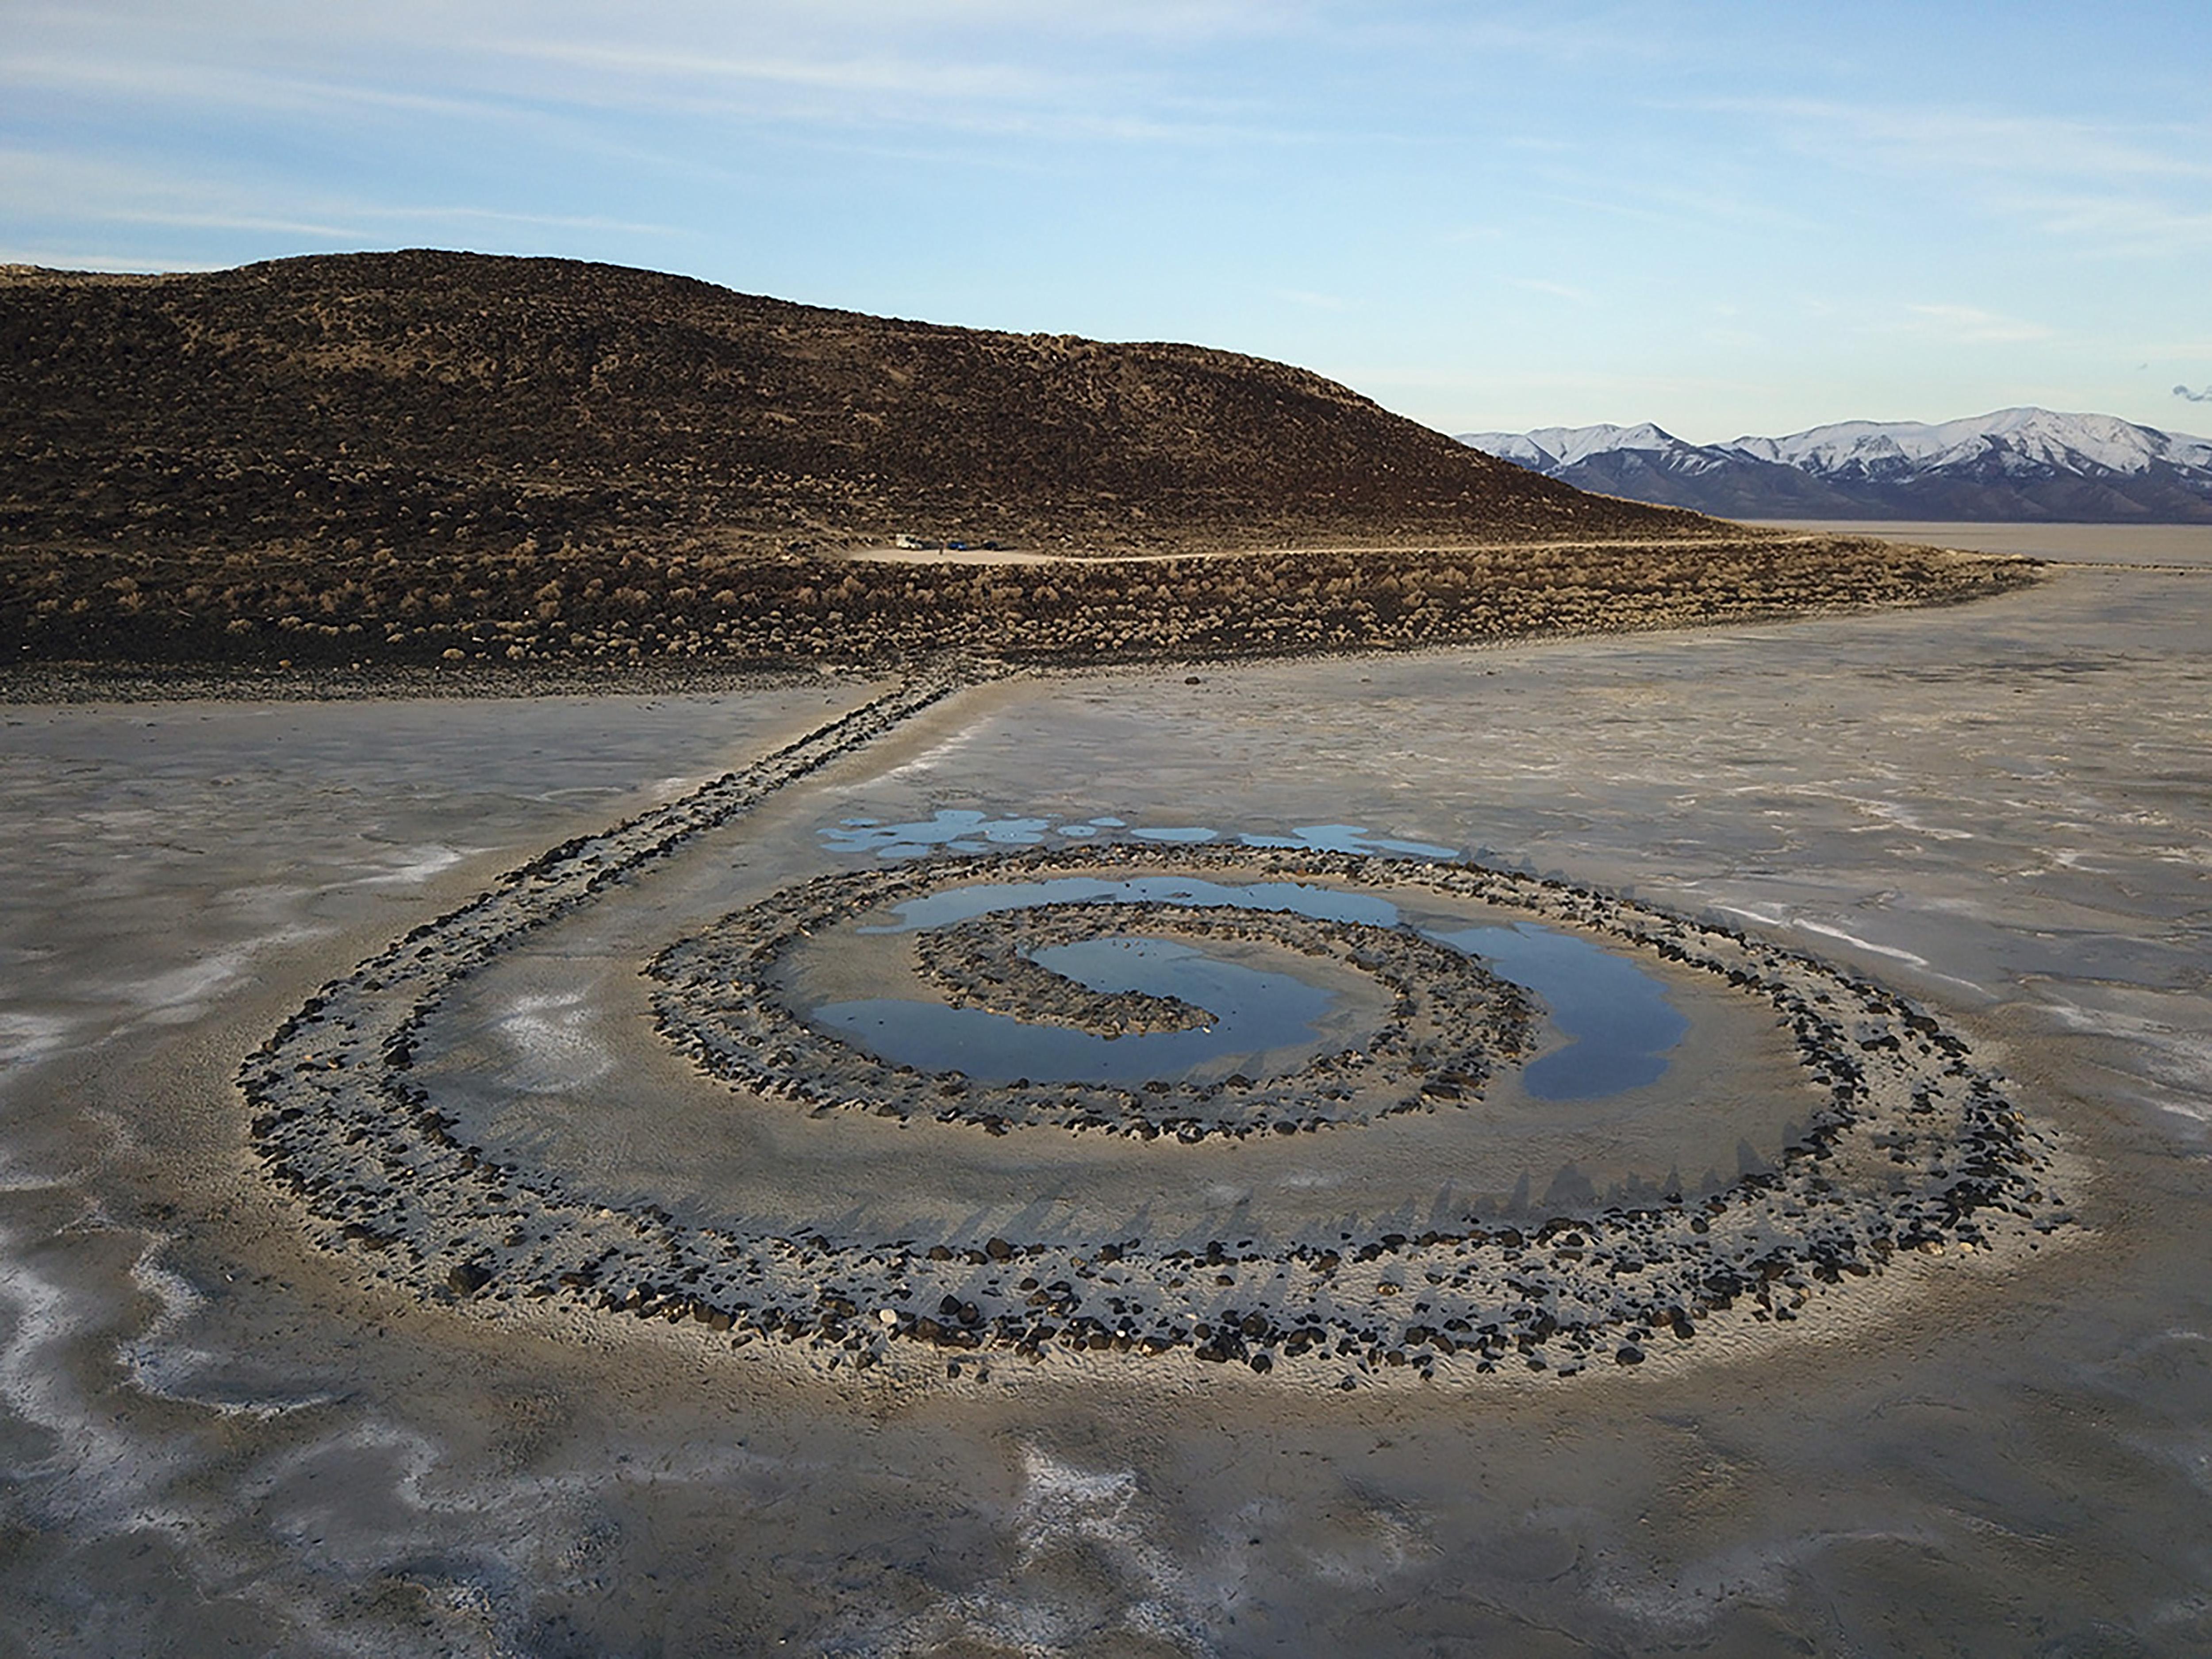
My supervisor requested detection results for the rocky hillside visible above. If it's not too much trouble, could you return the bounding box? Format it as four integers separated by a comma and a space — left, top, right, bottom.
0, 252, 2036, 678
2, 250, 1699, 563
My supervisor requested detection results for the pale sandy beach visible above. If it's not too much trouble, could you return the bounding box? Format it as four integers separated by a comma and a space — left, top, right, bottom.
3, 527, 2210, 1654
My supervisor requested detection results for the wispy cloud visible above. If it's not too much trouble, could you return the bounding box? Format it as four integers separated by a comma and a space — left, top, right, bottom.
1893, 303, 2055, 344
2, 4, 1299, 154
2177, 384, 2212, 403
0, 44, 663, 198
1690, 95, 2212, 255
501, 40, 1056, 104
0, 150, 334, 231
1529, 181, 1817, 239
480, 34, 1297, 149
1700, 96, 2212, 184
2010, 193, 2212, 253
0, 150, 678, 253
396, 206, 677, 237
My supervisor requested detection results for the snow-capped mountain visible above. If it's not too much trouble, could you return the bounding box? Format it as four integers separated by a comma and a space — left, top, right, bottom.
1458, 408, 2212, 522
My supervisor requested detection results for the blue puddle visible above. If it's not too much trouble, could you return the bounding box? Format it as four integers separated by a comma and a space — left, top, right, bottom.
821, 810, 1058, 856
820, 811, 1458, 861
818, 876, 1687, 1102
816, 937, 1334, 1086
1429, 922, 1689, 1100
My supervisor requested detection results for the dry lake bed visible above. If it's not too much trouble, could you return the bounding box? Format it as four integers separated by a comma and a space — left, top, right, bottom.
3, 524, 2210, 1655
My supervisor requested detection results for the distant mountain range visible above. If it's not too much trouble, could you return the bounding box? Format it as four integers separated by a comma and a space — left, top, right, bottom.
1459, 407, 2212, 523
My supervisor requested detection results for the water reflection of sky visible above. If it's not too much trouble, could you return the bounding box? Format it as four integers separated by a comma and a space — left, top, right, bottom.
815, 936, 1335, 1085
819, 810, 1457, 861
824, 873, 1686, 1101
1430, 922, 1689, 1099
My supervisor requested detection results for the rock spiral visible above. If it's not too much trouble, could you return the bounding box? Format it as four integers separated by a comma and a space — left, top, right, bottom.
240, 674, 2072, 1386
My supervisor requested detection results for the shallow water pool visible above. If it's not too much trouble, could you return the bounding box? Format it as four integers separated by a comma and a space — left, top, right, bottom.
821, 873, 1686, 1100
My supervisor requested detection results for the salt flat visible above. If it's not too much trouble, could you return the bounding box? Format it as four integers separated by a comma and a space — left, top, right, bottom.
2, 533, 2208, 1654
1755, 517, 2212, 567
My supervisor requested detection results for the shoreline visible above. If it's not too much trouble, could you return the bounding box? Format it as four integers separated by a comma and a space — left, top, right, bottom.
1, 544, 2041, 703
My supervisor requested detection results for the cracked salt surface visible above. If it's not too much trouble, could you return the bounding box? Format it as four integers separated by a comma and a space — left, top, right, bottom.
8, 532, 2212, 1655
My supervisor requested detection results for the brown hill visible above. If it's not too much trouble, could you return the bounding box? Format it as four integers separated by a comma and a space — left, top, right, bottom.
0, 251, 2035, 680
0, 249, 1697, 561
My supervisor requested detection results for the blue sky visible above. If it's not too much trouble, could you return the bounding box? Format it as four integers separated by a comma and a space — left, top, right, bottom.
6, 1, 2209, 442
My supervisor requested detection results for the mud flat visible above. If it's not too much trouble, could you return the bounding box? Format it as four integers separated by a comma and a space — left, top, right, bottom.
4, 554, 2211, 1652
1751, 517, 2212, 567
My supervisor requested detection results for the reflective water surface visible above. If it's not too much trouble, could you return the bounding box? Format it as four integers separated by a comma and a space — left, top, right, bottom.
822, 874, 1688, 1100
1436, 921, 1689, 1098
818, 934, 1339, 1084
